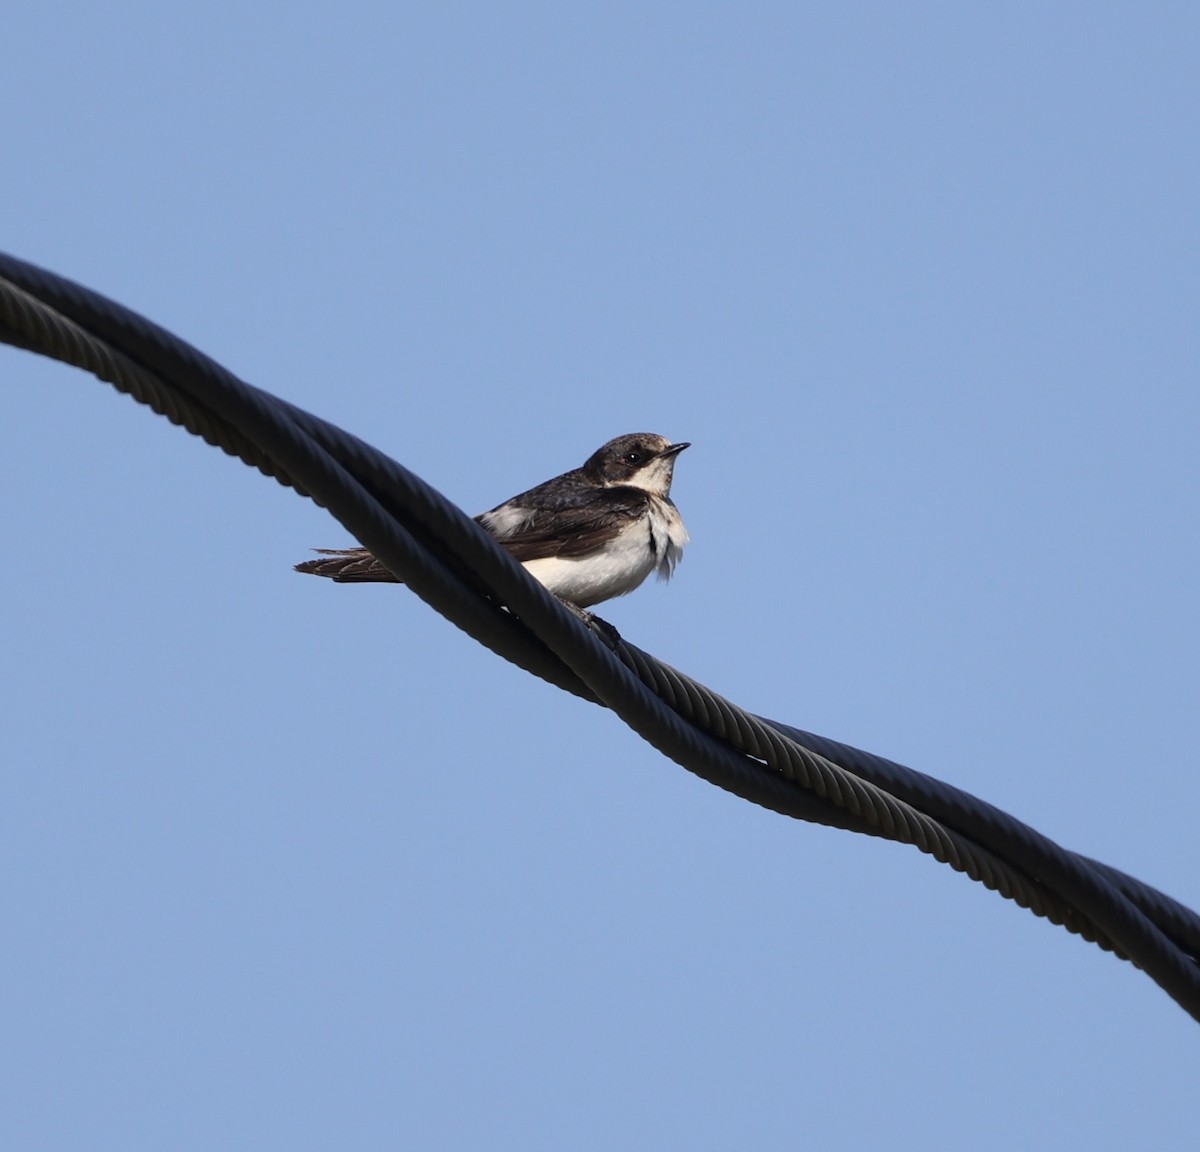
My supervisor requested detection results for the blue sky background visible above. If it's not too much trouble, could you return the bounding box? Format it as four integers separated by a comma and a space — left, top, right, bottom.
3, 4, 1198, 1148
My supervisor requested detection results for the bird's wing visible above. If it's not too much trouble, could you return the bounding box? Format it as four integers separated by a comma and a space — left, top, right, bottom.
479, 486, 649, 562
295, 487, 649, 582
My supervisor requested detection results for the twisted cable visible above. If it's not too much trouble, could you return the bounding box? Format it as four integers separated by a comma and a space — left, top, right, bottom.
3, 251, 1197, 1020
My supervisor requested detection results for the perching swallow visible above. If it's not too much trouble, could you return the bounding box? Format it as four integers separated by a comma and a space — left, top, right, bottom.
295, 433, 690, 608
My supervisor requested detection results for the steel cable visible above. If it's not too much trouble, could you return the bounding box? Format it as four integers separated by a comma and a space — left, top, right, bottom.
3, 251, 1198, 1021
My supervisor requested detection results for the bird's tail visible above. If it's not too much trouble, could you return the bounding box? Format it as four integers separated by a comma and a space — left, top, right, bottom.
294, 548, 402, 583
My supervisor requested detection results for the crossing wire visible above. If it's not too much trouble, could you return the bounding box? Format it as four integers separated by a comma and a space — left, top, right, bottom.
2, 250, 1198, 1022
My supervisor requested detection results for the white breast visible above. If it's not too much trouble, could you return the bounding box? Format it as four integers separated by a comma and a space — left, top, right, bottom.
646, 495, 689, 581
521, 496, 688, 608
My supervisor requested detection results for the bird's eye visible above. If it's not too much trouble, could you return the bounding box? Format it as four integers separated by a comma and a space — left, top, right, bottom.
625, 451, 642, 464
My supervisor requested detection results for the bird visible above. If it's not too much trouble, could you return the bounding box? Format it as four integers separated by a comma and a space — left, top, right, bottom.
295, 432, 690, 608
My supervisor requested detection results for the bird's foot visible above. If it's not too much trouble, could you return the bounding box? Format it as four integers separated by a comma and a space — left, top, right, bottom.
560, 599, 623, 650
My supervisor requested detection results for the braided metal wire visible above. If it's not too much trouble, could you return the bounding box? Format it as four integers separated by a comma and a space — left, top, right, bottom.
3, 250, 1198, 1021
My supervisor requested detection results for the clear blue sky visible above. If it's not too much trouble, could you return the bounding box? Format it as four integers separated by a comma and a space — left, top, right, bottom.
3, 4, 1198, 1148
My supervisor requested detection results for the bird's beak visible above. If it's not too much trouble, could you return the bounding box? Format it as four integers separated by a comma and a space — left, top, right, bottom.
660, 442, 690, 458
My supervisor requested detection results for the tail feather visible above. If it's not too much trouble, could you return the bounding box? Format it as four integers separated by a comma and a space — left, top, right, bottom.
294, 548, 402, 584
